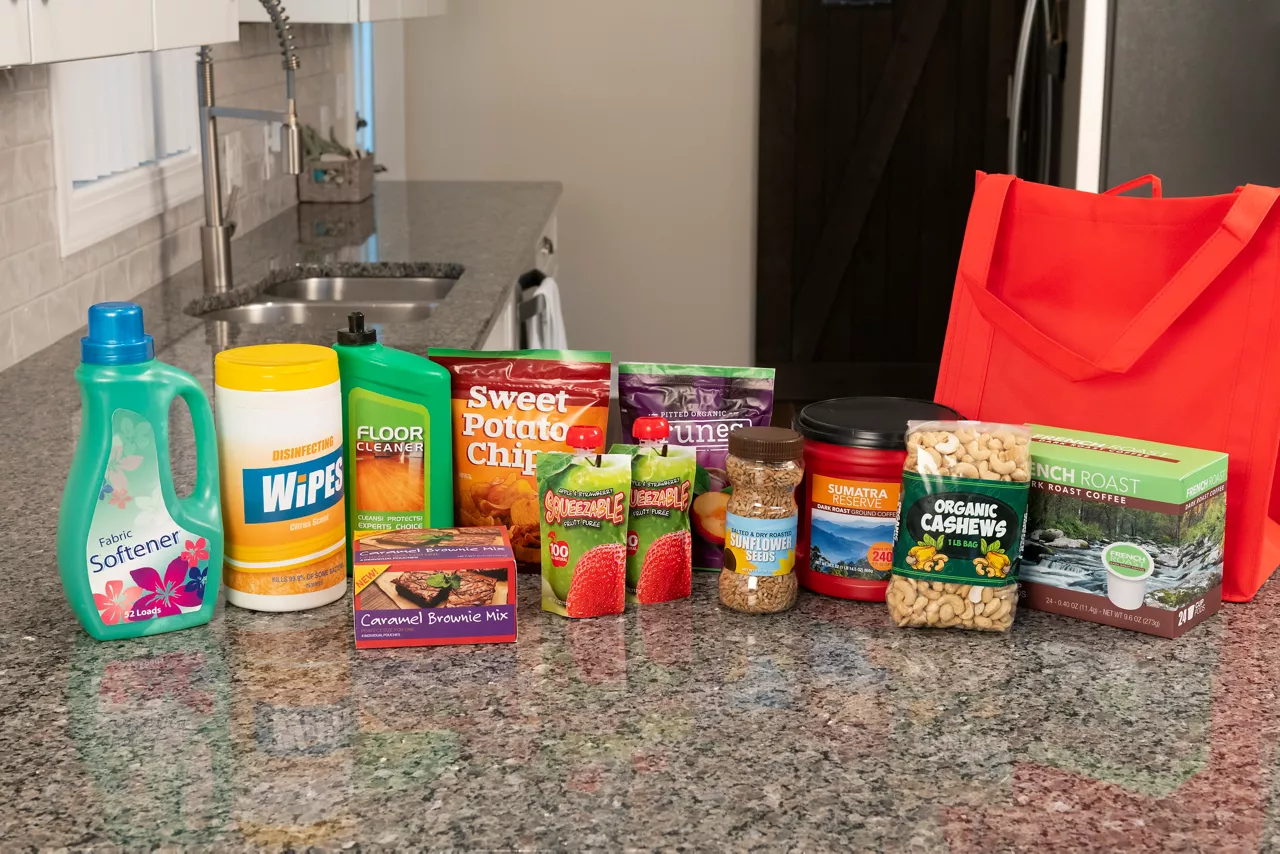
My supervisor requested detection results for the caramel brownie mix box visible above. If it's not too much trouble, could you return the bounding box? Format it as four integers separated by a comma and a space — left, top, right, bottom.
352, 527, 517, 648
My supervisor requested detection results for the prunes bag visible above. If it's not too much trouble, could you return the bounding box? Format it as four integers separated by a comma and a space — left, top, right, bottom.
617, 363, 775, 570
430, 349, 612, 569
886, 421, 1030, 632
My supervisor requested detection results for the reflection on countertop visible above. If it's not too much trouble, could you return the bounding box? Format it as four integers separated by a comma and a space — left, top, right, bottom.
4, 571, 1280, 850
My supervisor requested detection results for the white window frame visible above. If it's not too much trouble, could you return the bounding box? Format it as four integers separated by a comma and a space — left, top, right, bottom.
49, 60, 204, 258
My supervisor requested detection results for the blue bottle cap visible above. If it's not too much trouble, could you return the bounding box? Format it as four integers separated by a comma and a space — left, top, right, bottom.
81, 302, 155, 365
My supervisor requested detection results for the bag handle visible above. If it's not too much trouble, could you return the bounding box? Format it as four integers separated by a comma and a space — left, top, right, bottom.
1104, 174, 1162, 198
959, 173, 1280, 382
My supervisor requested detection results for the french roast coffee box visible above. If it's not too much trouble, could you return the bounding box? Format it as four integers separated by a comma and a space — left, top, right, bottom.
352, 527, 517, 648
1021, 425, 1227, 638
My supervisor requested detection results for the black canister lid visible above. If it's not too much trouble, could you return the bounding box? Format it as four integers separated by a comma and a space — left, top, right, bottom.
794, 397, 961, 450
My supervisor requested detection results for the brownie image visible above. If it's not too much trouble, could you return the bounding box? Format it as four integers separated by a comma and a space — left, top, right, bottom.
393, 569, 500, 608
442, 571, 498, 608
394, 572, 451, 607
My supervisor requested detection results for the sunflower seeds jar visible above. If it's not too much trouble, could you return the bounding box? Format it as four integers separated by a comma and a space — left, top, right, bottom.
719, 427, 805, 614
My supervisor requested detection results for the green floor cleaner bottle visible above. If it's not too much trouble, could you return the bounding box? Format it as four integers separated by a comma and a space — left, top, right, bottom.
56, 302, 223, 640
334, 311, 453, 573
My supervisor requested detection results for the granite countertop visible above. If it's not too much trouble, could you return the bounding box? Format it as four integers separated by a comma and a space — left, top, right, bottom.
3, 182, 1280, 851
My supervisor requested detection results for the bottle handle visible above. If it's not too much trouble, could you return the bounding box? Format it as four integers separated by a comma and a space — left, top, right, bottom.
156, 365, 221, 518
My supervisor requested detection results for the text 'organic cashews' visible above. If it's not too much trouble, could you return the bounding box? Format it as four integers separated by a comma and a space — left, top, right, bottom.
887, 421, 1031, 632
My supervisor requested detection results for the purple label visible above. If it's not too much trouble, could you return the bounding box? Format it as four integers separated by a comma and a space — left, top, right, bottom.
617, 366, 775, 569
355, 604, 515, 644
355, 544, 511, 564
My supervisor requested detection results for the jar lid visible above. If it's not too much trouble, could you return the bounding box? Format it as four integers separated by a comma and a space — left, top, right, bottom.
215, 344, 339, 392
729, 426, 804, 462
794, 397, 961, 450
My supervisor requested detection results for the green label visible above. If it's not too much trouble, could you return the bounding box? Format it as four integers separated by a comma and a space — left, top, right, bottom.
538, 451, 631, 617
892, 471, 1029, 586
350, 388, 429, 532
611, 444, 696, 603
1028, 424, 1229, 504
1102, 542, 1154, 579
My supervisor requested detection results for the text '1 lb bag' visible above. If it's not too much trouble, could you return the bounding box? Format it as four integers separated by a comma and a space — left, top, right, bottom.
935, 172, 1280, 601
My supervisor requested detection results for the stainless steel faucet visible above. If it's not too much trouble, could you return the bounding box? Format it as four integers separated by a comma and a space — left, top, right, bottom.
198, 0, 304, 294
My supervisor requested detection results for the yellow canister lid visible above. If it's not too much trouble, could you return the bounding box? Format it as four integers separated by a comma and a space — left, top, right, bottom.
215, 343, 339, 392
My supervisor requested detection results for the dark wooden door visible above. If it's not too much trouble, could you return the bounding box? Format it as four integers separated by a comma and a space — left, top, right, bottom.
756, 0, 1019, 402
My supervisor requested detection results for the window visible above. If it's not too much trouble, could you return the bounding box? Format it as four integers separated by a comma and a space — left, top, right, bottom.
51, 49, 203, 257
353, 23, 375, 154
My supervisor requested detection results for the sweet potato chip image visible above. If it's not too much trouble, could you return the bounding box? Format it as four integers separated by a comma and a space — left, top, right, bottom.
511, 497, 539, 528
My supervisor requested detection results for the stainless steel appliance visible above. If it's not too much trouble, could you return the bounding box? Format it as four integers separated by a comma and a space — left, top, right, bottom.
1010, 0, 1280, 194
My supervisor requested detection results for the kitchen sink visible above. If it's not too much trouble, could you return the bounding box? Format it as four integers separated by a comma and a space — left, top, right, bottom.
264, 276, 457, 303
194, 272, 459, 326
199, 301, 436, 325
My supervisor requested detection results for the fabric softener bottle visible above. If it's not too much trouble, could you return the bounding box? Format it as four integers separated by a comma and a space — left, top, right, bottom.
57, 302, 223, 640
334, 311, 453, 572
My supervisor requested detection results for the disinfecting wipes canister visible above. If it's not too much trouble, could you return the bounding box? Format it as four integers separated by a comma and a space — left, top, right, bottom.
215, 344, 347, 611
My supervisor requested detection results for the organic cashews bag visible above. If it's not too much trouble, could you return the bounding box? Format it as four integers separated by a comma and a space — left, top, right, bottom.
887, 421, 1031, 632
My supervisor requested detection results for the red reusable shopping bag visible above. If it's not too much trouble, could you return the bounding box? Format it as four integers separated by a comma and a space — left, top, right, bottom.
935, 172, 1280, 602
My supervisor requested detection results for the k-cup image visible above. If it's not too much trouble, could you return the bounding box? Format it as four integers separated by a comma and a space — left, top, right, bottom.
1103, 542, 1155, 611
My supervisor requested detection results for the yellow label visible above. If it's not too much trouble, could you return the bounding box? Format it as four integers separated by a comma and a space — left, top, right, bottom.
220, 426, 347, 596
353, 562, 391, 596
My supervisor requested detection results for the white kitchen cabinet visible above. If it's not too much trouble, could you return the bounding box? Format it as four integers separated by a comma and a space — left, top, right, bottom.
20, 0, 233, 65
154, 0, 238, 50
30, 0, 153, 64
360, 0, 446, 22
482, 288, 519, 351
0, 0, 32, 67
241, 0, 357, 23
241, 0, 444, 23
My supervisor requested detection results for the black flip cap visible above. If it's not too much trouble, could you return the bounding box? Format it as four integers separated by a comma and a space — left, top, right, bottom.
337, 311, 377, 346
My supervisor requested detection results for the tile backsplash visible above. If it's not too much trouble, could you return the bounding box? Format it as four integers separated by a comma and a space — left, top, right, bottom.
0, 23, 352, 372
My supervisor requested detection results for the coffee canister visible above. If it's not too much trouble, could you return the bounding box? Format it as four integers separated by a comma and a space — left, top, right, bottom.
215, 344, 347, 611
794, 397, 960, 602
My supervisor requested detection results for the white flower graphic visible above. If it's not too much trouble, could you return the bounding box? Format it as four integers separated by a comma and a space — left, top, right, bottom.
132, 486, 167, 529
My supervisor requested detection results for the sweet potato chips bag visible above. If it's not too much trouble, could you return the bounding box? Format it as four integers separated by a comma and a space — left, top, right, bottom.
430, 349, 611, 567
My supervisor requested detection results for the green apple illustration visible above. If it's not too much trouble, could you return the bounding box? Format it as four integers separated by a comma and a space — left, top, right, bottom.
538, 452, 632, 603
614, 445, 696, 592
